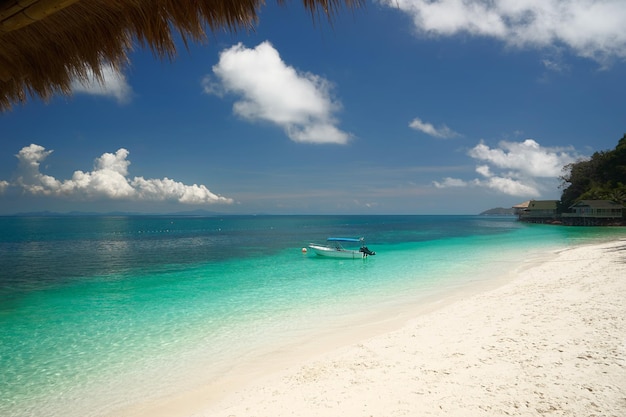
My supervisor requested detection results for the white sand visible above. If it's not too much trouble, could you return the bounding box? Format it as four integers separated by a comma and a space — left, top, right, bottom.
119, 239, 626, 417
183, 239, 626, 417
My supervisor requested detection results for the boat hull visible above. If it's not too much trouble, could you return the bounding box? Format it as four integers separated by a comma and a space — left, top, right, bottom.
308, 244, 365, 259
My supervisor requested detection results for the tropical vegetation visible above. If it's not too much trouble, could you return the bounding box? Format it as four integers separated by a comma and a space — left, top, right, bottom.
559, 134, 626, 210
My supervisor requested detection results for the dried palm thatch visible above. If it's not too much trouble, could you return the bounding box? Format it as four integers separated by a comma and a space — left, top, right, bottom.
0, 0, 359, 111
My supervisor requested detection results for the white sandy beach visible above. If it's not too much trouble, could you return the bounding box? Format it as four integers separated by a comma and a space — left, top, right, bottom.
128, 239, 626, 417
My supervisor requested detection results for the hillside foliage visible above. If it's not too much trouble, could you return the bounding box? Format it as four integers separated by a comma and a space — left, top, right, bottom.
560, 134, 626, 209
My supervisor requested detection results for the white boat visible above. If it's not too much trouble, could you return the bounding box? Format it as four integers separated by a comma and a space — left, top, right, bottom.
308, 237, 376, 259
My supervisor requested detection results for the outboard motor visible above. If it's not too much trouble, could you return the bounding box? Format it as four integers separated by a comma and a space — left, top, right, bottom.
359, 246, 376, 257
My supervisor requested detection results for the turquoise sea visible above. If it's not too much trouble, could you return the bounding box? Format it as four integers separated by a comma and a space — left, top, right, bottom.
1, 215, 624, 417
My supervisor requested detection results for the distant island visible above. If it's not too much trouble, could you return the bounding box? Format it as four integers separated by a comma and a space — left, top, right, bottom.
479, 207, 515, 216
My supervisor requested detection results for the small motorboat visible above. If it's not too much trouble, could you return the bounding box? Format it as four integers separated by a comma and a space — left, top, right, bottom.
308, 237, 376, 259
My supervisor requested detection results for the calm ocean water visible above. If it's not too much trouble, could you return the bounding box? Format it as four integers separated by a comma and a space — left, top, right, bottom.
1, 215, 623, 417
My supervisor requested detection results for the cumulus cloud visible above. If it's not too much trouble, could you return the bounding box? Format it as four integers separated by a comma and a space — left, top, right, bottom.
433, 177, 468, 188
203, 41, 350, 144
15, 144, 62, 195
468, 139, 576, 177
71, 64, 133, 104
9, 144, 233, 205
409, 117, 461, 139
480, 176, 541, 197
379, 0, 626, 64
434, 138, 581, 197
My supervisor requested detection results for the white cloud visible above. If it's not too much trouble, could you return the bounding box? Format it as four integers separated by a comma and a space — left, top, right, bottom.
131, 177, 228, 204
71, 64, 133, 104
468, 139, 576, 177
11, 144, 233, 205
434, 138, 581, 197
475, 164, 491, 177
433, 177, 468, 188
542, 57, 567, 73
379, 0, 626, 64
204, 41, 350, 144
15, 144, 62, 195
409, 117, 461, 139
481, 176, 541, 197
0, 180, 9, 194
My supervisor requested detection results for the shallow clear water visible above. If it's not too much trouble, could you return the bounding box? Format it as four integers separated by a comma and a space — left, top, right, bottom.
1, 215, 623, 416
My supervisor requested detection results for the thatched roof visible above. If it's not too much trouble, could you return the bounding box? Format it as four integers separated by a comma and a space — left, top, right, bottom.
0, 0, 359, 111
512, 200, 530, 209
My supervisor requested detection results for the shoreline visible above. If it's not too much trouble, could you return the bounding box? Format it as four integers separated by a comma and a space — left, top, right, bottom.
119, 238, 626, 417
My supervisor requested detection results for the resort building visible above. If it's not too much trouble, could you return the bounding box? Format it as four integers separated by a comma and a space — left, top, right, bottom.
516, 200, 559, 223
561, 200, 625, 225
515, 199, 625, 225
512, 200, 530, 216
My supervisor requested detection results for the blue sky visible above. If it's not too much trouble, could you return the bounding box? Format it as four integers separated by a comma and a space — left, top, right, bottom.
1, 0, 625, 215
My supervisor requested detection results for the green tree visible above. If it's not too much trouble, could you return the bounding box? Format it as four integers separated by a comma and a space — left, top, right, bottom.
560, 134, 626, 208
